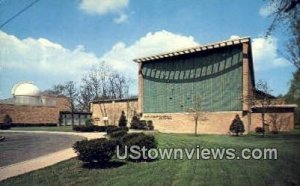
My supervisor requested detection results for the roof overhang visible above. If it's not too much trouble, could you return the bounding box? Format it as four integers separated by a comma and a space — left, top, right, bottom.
133, 37, 251, 63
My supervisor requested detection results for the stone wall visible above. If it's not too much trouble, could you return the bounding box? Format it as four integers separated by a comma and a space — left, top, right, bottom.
91, 99, 138, 126
0, 97, 70, 125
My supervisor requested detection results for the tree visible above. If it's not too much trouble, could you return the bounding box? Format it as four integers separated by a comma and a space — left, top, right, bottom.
63, 81, 79, 126
118, 111, 127, 127
189, 96, 204, 136
79, 62, 130, 125
264, 0, 300, 69
229, 114, 245, 136
285, 69, 300, 125
254, 80, 274, 137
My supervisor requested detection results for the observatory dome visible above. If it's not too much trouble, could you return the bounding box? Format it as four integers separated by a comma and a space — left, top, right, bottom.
11, 82, 40, 97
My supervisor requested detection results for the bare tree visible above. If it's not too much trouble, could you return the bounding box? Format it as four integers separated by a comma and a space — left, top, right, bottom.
189, 96, 204, 136
78, 61, 130, 125
264, 0, 300, 69
63, 81, 78, 126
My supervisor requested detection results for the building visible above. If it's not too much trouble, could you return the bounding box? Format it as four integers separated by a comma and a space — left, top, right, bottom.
93, 37, 297, 134
91, 97, 138, 126
0, 82, 70, 126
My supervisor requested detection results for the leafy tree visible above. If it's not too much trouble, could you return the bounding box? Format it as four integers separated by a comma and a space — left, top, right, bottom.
285, 69, 300, 124
118, 111, 127, 127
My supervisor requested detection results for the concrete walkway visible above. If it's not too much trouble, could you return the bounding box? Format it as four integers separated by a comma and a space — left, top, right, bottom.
0, 131, 105, 181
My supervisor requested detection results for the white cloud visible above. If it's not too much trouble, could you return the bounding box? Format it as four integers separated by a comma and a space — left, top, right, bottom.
229, 35, 240, 40
113, 13, 128, 24
79, 0, 128, 15
259, 2, 278, 17
0, 31, 99, 80
100, 30, 200, 79
0, 30, 199, 97
252, 36, 290, 70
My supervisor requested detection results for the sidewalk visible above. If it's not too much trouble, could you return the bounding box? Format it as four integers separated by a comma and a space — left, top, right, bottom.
0, 131, 105, 181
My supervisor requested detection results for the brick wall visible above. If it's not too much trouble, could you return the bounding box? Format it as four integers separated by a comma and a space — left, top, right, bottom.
142, 111, 247, 134
91, 99, 138, 126
0, 97, 70, 125
250, 112, 294, 132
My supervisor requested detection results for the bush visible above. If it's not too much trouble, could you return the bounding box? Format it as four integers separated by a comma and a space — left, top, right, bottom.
107, 126, 128, 135
255, 127, 265, 133
0, 115, 12, 130
118, 111, 127, 127
147, 120, 154, 130
229, 115, 245, 136
130, 117, 154, 130
73, 138, 117, 164
93, 125, 107, 132
85, 119, 93, 126
109, 130, 128, 139
120, 133, 157, 161
73, 125, 94, 132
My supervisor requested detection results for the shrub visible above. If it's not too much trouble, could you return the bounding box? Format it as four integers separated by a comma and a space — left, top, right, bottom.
73, 125, 94, 132
109, 130, 128, 139
118, 111, 127, 127
93, 125, 107, 132
255, 127, 265, 133
229, 115, 245, 136
107, 126, 128, 135
130, 116, 148, 130
0, 115, 12, 130
73, 138, 117, 164
120, 133, 157, 161
147, 120, 154, 130
85, 119, 93, 126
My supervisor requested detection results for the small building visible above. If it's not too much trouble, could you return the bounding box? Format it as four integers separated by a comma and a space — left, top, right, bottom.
0, 82, 70, 126
90, 97, 138, 126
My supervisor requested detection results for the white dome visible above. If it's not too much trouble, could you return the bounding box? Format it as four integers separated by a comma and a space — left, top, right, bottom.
11, 82, 40, 97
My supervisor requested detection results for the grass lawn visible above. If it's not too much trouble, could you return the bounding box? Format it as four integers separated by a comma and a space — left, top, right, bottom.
11, 126, 73, 132
2, 127, 300, 186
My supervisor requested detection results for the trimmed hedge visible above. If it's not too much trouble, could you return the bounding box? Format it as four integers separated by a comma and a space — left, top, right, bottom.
120, 133, 157, 161
73, 125, 94, 132
73, 138, 117, 164
130, 115, 154, 130
109, 130, 128, 139
107, 126, 129, 135
72, 125, 120, 132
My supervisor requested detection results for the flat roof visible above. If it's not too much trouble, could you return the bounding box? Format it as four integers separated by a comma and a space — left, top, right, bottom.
90, 97, 138, 104
251, 104, 298, 109
133, 37, 250, 63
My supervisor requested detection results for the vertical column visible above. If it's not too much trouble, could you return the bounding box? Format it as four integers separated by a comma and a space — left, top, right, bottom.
138, 63, 144, 113
242, 43, 250, 111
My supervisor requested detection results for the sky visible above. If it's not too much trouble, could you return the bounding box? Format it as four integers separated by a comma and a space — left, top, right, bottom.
0, 0, 296, 99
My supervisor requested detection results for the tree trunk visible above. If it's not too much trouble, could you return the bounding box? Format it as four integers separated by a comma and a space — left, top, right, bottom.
195, 119, 198, 136
262, 112, 265, 137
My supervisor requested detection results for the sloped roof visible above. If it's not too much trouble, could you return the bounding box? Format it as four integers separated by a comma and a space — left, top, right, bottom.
134, 37, 250, 63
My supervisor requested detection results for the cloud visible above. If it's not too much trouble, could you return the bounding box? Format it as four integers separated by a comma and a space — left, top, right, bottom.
0, 30, 199, 97
113, 13, 128, 24
229, 35, 240, 40
252, 36, 290, 70
79, 0, 128, 15
0, 31, 99, 81
100, 30, 200, 79
259, 2, 277, 17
